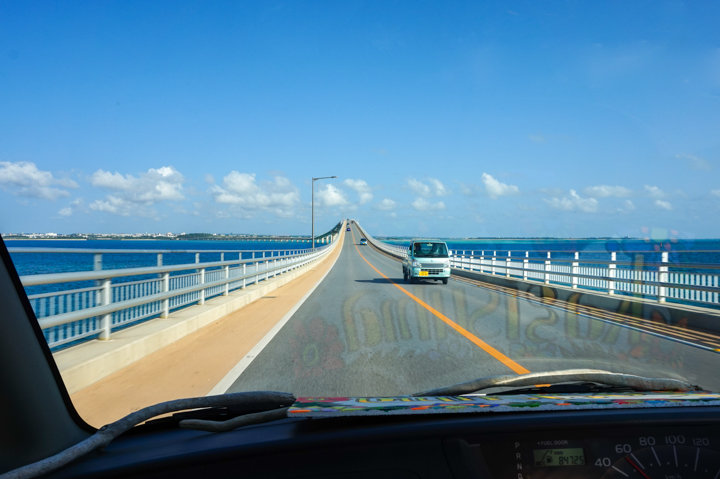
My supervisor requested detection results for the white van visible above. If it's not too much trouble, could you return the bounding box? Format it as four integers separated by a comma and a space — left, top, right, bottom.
402, 239, 451, 284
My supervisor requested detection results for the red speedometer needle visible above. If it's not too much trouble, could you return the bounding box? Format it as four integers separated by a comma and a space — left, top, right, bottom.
625, 457, 652, 479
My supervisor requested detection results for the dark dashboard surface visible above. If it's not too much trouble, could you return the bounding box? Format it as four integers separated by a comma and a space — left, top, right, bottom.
49, 406, 720, 479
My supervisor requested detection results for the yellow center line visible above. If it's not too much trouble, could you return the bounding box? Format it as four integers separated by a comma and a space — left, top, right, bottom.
350, 229, 530, 375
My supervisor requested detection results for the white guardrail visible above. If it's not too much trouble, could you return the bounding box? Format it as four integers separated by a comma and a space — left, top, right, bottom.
354, 222, 720, 310
9, 229, 340, 349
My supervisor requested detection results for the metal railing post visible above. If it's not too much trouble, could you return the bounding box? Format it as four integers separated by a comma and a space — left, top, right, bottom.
264, 252, 269, 281
93, 254, 103, 335
658, 251, 668, 302
199, 268, 205, 305
242, 263, 247, 289
492, 251, 497, 275
544, 252, 551, 285
523, 251, 528, 281
98, 278, 112, 340
160, 272, 170, 318
570, 251, 580, 289
224, 264, 230, 296
608, 251, 617, 295
572, 252, 579, 289
506, 251, 511, 277
254, 252, 259, 285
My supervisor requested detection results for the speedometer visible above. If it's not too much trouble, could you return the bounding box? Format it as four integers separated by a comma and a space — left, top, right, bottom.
599, 442, 720, 478
477, 428, 720, 478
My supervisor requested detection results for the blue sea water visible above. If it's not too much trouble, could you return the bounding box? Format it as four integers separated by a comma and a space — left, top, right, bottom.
6, 239, 312, 276
5, 239, 312, 296
4, 238, 720, 296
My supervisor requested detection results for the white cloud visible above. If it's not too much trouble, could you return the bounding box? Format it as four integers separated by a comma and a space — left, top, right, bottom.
545, 189, 598, 213
316, 184, 347, 207
408, 178, 447, 197
57, 198, 83, 217
0, 161, 77, 200
481, 173, 519, 199
210, 172, 300, 217
408, 178, 431, 196
676, 153, 711, 171
344, 178, 373, 204
654, 199, 673, 211
90, 195, 132, 216
644, 185, 665, 198
412, 197, 445, 211
710, 189, 720, 197
91, 166, 184, 201
621, 199, 636, 212
377, 198, 396, 211
584, 185, 632, 198
89, 166, 185, 217
528, 134, 546, 143
427, 178, 447, 196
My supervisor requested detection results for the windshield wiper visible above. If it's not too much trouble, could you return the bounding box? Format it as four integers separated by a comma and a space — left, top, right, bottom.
2, 391, 295, 479
413, 369, 704, 397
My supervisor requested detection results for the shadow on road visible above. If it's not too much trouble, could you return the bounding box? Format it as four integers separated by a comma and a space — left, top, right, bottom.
354, 278, 396, 284
354, 278, 443, 285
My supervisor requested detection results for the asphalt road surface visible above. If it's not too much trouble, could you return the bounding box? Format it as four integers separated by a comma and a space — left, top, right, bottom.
228, 227, 720, 396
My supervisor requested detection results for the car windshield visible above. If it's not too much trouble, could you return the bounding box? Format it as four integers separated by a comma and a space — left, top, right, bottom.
414, 242, 448, 258
1, 1, 719, 430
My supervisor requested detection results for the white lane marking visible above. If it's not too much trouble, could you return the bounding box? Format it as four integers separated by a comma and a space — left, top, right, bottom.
630, 453, 644, 469
611, 465, 629, 477
695, 447, 700, 472
651, 446, 661, 466
674, 445, 678, 467
207, 233, 345, 395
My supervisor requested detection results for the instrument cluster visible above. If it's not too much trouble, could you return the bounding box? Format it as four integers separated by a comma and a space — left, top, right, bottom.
472, 426, 720, 478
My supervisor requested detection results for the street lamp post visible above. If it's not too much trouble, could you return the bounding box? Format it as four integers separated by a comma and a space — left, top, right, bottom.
311, 175, 337, 249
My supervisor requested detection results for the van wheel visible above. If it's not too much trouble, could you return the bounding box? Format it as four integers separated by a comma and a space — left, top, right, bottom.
403, 269, 409, 282
442, 278, 448, 285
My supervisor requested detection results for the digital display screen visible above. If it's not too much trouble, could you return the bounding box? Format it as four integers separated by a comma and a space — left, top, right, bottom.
533, 448, 585, 467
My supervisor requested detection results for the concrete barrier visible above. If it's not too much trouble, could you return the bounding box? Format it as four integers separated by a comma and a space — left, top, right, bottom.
451, 268, 720, 335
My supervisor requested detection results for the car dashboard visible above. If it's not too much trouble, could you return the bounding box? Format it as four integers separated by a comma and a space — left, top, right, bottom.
48, 405, 720, 479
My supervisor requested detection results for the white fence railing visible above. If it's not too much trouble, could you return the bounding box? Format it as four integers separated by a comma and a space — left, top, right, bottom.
10, 235, 339, 349
353, 222, 720, 310
449, 249, 719, 309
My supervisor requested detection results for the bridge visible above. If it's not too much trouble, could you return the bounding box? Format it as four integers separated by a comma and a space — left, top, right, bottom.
9, 221, 720, 427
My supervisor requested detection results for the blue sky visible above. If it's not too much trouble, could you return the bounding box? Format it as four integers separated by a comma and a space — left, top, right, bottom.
1, 1, 719, 238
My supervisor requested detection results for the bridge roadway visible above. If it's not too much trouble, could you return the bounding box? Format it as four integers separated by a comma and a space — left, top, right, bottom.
227, 226, 720, 396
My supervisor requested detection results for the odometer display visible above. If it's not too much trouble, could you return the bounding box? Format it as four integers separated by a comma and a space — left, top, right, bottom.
533, 448, 585, 467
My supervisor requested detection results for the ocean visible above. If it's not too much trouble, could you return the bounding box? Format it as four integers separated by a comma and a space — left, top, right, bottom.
385, 237, 720, 268
5, 237, 720, 297
5, 239, 313, 296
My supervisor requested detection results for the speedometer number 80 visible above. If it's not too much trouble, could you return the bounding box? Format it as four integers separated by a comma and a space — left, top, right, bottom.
638, 436, 655, 446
